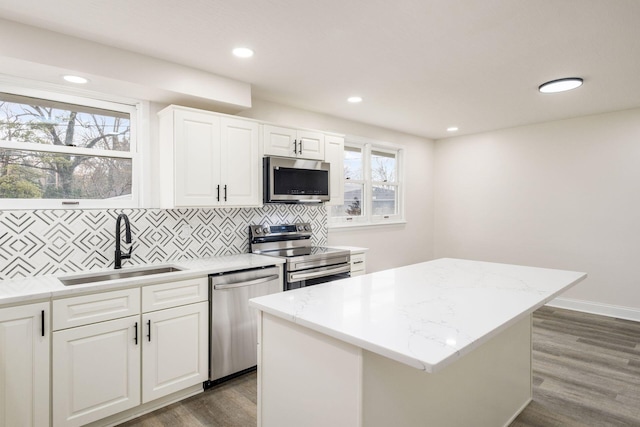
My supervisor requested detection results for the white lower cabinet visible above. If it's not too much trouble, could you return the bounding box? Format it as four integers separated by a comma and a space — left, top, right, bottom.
53, 315, 141, 427
331, 247, 368, 277
350, 251, 367, 276
142, 301, 208, 403
0, 302, 49, 427
51, 277, 209, 426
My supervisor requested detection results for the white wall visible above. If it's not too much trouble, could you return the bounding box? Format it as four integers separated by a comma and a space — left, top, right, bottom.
0, 18, 251, 111
239, 99, 435, 272
434, 108, 640, 313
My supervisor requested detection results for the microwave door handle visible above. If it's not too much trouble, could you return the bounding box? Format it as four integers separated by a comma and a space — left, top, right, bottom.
289, 264, 351, 282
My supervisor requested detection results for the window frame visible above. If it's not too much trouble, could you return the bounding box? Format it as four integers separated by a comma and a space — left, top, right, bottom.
329, 136, 405, 228
0, 82, 141, 209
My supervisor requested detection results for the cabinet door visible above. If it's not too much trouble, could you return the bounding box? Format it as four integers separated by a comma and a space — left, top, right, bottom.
142, 302, 208, 403
53, 316, 140, 427
324, 135, 344, 205
263, 124, 297, 157
220, 118, 262, 206
297, 130, 325, 160
0, 302, 49, 427
174, 109, 221, 206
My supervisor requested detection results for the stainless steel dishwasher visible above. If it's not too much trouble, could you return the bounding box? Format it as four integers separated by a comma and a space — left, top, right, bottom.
207, 265, 281, 386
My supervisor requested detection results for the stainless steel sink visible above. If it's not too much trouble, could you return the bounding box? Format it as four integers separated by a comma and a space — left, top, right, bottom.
58, 265, 184, 286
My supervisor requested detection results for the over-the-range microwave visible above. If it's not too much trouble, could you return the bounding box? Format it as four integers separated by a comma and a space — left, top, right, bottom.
263, 156, 330, 203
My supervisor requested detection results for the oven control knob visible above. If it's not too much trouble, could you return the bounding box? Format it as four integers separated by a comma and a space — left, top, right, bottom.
254, 228, 262, 234
297, 225, 303, 231
262, 228, 269, 234
304, 225, 310, 231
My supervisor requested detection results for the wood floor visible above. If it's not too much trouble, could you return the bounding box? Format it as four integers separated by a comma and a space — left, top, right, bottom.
118, 307, 640, 427
511, 306, 640, 427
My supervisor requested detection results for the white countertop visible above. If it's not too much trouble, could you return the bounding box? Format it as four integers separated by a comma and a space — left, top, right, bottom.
249, 258, 586, 373
0, 254, 284, 307
329, 246, 369, 253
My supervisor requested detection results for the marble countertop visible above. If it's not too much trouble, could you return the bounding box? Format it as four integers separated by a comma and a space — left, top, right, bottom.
0, 254, 284, 307
249, 258, 586, 373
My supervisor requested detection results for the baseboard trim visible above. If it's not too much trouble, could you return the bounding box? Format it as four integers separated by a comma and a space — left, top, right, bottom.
546, 297, 640, 322
503, 398, 533, 427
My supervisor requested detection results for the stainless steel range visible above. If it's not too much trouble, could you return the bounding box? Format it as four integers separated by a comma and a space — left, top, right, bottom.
249, 223, 351, 291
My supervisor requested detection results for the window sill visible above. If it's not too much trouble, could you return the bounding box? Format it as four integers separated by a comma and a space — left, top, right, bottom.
328, 219, 407, 231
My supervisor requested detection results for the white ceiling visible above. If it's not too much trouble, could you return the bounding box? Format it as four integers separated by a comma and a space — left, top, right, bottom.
0, 0, 639, 139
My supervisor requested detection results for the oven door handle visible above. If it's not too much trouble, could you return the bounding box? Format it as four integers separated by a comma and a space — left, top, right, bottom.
288, 264, 351, 282
213, 274, 280, 290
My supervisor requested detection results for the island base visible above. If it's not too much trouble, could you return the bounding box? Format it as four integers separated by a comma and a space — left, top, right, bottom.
257, 312, 532, 427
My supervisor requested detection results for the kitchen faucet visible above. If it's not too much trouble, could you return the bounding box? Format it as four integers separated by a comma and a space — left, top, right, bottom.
115, 213, 133, 269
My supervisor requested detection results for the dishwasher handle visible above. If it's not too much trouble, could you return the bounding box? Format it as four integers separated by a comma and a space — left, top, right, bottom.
213, 274, 280, 290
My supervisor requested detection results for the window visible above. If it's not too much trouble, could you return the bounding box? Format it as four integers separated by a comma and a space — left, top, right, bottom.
0, 90, 138, 208
330, 138, 404, 226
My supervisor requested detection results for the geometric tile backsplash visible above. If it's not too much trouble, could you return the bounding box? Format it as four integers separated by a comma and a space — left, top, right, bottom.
0, 204, 327, 281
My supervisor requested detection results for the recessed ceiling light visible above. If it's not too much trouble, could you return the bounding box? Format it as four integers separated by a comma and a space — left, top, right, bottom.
538, 77, 583, 93
232, 47, 254, 58
447, 127, 459, 132
347, 96, 362, 103
63, 75, 88, 84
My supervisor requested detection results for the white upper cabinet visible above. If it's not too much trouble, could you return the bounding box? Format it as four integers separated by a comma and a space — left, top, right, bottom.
324, 134, 345, 206
296, 130, 325, 160
159, 106, 262, 208
263, 124, 325, 160
173, 108, 221, 207
220, 117, 262, 206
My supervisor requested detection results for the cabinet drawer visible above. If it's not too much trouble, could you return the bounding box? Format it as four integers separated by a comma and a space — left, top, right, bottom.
142, 277, 208, 312
351, 253, 366, 273
53, 288, 140, 331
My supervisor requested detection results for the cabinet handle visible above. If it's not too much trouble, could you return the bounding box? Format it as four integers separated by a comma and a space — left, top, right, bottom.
216, 185, 220, 202
147, 319, 151, 342
41, 310, 45, 337
353, 261, 364, 264
134, 322, 138, 345
294, 139, 297, 154
224, 185, 227, 202
299, 140, 303, 155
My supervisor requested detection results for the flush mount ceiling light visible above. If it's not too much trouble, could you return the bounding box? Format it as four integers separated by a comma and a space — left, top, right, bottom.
63, 75, 88, 84
538, 77, 583, 93
232, 47, 254, 58
447, 126, 459, 132
347, 96, 363, 103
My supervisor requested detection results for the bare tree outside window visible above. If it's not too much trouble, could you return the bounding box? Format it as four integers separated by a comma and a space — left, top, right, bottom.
0, 93, 132, 200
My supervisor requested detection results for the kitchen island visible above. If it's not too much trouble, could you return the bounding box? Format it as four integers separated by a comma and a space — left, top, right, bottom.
249, 258, 586, 427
